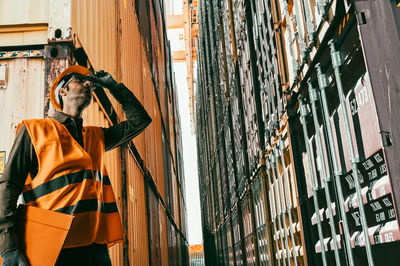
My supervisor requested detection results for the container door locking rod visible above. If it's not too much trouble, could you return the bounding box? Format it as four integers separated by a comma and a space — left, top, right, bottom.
277, 136, 299, 266
316, 64, 355, 266
271, 146, 291, 266
329, 40, 374, 266
266, 157, 284, 266
299, 98, 328, 266
270, 153, 290, 266
309, 81, 341, 266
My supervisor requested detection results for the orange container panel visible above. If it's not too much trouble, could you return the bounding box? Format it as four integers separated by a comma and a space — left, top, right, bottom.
71, 0, 117, 76
160, 204, 169, 266
167, 218, 178, 266
106, 148, 123, 266
148, 186, 162, 266
176, 233, 182, 266
71, 0, 124, 121
119, 0, 146, 158
143, 56, 165, 201
126, 149, 149, 265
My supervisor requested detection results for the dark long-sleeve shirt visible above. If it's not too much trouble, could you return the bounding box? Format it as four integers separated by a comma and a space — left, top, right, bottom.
0, 83, 151, 256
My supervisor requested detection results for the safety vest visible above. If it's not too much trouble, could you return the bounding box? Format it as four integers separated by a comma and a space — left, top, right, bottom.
18, 118, 124, 248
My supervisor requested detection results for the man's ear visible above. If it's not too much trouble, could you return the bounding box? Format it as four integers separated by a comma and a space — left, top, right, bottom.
59, 86, 67, 97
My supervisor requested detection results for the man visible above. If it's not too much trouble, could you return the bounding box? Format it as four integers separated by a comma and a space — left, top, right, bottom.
0, 65, 152, 265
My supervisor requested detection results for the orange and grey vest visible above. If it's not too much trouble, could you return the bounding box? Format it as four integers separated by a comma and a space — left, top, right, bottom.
18, 118, 124, 248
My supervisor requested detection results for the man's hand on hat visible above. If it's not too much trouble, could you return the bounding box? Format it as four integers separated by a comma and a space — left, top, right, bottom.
88, 70, 118, 90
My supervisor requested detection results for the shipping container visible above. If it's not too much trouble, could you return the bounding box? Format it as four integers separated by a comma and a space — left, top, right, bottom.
232, 208, 245, 266
251, 173, 273, 266
196, 0, 400, 265
241, 192, 257, 266
189, 244, 205, 266
0, 0, 188, 265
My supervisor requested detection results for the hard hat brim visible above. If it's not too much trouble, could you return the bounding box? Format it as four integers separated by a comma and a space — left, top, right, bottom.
50, 65, 93, 111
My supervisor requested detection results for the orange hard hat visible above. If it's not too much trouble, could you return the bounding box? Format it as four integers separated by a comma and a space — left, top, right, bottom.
50, 65, 93, 110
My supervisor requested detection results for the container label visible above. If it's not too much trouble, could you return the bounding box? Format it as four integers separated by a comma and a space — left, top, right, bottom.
338, 149, 400, 245
348, 194, 396, 227
341, 149, 387, 194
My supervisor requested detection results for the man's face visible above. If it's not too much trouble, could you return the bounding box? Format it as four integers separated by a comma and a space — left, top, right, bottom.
59, 74, 93, 111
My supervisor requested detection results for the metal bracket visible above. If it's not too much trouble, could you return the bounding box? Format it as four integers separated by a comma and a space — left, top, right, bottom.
350, 156, 361, 164
48, 0, 73, 42
317, 65, 328, 89
44, 44, 70, 59
309, 86, 319, 103
334, 170, 345, 176
356, 11, 367, 26
300, 101, 310, 117
380, 131, 393, 147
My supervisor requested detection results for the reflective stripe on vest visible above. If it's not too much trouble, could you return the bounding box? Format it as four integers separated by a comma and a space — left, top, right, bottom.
21, 118, 124, 248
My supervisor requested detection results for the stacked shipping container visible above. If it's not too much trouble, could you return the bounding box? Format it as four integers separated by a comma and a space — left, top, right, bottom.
0, 0, 188, 265
196, 0, 400, 265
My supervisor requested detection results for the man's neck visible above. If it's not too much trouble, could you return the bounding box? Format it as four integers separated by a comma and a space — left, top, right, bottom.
62, 106, 83, 118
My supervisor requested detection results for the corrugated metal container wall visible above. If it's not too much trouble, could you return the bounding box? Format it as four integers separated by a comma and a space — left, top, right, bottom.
273, 0, 339, 90
128, 0, 188, 262
71, 0, 118, 81
168, 219, 178, 266
177, 232, 182, 266
125, 149, 149, 265
251, 174, 273, 266
119, 0, 189, 259
197, 0, 400, 265
226, 219, 235, 266
232, 208, 244, 266
141, 4, 166, 204
119, 0, 146, 168
73, 0, 170, 209
143, 58, 165, 200
189, 244, 205, 265
160, 203, 169, 266
70, 0, 123, 127
216, 229, 223, 264
289, 20, 400, 265
267, 123, 305, 266
235, 0, 262, 176
241, 193, 256, 266
148, 185, 162, 266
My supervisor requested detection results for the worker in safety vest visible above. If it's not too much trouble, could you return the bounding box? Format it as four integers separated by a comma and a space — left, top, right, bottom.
0, 65, 152, 265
